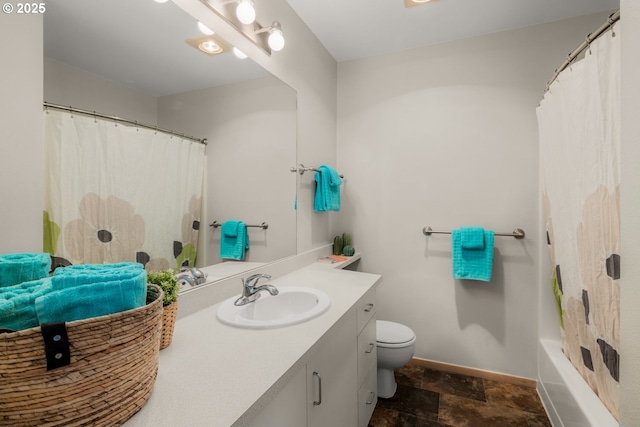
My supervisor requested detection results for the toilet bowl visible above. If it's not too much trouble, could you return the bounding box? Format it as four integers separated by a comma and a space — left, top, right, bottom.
376, 320, 416, 398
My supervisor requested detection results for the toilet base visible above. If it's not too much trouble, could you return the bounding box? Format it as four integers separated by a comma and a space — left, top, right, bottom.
377, 368, 398, 399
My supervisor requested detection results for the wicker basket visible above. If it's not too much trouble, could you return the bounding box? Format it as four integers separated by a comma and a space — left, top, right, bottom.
159, 300, 177, 350
0, 284, 164, 427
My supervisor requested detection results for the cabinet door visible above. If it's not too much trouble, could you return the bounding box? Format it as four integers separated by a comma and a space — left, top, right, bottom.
246, 366, 307, 427
307, 311, 358, 427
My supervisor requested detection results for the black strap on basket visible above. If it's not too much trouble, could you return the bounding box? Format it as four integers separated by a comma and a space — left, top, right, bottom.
41, 322, 71, 370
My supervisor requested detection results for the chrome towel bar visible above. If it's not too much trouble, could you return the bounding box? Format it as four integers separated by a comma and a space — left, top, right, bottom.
423, 227, 525, 239
210, 221, 269, 229
290, 163, 344, 178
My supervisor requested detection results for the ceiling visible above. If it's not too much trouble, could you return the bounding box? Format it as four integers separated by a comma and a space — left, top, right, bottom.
286, 0, 619, 62
43, 0, 620, 98
43, 0, 269, 97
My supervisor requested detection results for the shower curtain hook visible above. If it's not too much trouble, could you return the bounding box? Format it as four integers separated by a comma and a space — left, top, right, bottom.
69, 106, 73, 119
608, 15, 616, 37
586, 33, 592, 55
93, 111, 97, 123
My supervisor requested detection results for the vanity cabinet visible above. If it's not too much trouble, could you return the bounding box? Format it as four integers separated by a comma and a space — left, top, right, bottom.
356, 289, 378, 427
247, 288, 378, 427
307, 310, 358, 427
247, 311, 358, 427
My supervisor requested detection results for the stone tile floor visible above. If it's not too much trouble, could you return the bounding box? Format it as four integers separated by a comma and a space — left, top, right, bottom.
368, 361, 553, 427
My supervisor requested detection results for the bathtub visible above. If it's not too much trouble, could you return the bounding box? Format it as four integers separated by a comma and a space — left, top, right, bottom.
537, 339, 617, 427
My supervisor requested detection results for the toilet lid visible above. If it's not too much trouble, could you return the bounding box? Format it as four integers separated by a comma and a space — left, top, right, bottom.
376, 320, 415, 345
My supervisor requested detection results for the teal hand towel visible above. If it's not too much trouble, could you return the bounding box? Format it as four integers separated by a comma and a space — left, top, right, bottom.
452, 227, 495, 282
35, 271, 147, 324
0, 278, 53, 331
314, 165, 342, 212
460, 227, 485, 249
0, 253, 51, 288
220, 221, 250, 260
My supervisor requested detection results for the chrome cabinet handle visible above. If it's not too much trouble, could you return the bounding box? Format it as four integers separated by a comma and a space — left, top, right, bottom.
313, 371, 322, 406
366, 391, 375, 405
364, 303, 374, 312
365, 343, 375, 354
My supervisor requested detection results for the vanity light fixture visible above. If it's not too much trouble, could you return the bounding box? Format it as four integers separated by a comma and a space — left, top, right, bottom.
197, 21, 215, 35
256, 21, 285, 51
233, 47, 248, 59
403, 0, 438, 7
235, 0, 256, 25
154, 0, 169, 3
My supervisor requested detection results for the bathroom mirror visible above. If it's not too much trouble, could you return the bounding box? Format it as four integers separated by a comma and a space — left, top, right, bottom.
43, 0, 297, 282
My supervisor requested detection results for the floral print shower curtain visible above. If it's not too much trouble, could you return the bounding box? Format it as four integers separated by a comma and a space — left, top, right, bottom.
43, 109, 205, 272
537, 22, 620, 418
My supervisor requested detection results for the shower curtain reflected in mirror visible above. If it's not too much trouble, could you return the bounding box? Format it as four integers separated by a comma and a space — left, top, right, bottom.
537, 22, 620, 419
43, 109, 206, 272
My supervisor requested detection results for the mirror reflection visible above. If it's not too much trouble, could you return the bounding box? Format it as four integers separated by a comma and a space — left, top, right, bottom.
43, 0, 297, 284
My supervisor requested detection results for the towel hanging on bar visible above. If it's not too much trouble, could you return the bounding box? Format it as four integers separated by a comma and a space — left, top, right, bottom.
423, 226, 525, 239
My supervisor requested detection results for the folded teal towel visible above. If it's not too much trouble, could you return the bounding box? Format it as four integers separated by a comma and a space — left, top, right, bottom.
220, 221, 250, 260
52, 263, 144, 297
452, 227, 495, 282
0, 253, 51, 288
222, 221, 239, 237
0, 263, 146, 331
0, 278, 53, 331
35, 272, 147, 324
314, 165, 342, 212
460, 227, 485, 249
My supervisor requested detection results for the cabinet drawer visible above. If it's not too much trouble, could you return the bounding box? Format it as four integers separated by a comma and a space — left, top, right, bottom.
357, 314, 377, 387
358, 370, 378, 427
356, 289, 376, 334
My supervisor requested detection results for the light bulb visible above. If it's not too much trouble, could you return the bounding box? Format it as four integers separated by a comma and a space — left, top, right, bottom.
233, 47, 248, 59
268, 27, 284, 51
197, 22, 214, 35
236, 0, 256, 25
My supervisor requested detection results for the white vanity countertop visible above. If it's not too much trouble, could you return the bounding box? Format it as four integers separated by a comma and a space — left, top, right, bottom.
124, 261, 380, 427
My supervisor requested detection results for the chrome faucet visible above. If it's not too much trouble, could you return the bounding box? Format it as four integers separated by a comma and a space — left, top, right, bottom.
176, 266, 208, 288
234, 273, 279, 306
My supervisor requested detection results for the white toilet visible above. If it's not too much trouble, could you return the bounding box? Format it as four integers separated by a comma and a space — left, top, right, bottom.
376, 320, 416, 398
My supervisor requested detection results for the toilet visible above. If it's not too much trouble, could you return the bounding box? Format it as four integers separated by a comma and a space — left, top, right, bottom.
376, 320, 416, 398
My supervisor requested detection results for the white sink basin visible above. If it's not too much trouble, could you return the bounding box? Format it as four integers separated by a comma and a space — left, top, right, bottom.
217, 286, 331, 329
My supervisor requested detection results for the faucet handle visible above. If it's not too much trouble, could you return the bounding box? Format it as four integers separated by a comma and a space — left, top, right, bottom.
242, 273, 272, 287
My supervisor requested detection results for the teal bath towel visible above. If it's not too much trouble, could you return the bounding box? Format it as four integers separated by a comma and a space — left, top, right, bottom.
0, 263, 146, 331
452, 227, 495, 282
0, 278, 53, 331
0, 253, 51, 288
314, 165, 342, 212
52, 262, 144, 296
35, 272, 147, 324
220, 221, 250, 260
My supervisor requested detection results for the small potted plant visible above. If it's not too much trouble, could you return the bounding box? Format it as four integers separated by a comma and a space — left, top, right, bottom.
147, 269, 180, 350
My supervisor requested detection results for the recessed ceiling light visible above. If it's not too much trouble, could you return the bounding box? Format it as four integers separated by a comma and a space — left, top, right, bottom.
403, 0, 438, 8
186, 35, 229, 56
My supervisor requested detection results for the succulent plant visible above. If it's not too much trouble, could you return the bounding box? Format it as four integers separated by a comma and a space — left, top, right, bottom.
333, 235, 344, 255
342, 245, 355, 257
342, 232, 352, 247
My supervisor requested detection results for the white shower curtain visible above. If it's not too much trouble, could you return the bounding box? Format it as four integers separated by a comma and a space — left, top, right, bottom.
43, 109, 206, 272
537, 22, 620, 418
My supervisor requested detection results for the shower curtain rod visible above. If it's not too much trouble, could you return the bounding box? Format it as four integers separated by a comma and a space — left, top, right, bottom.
545, 10, 620, 92
43, 102, 208, 145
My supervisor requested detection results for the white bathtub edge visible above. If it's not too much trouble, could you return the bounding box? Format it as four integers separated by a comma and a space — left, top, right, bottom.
538, 338, 618, 427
